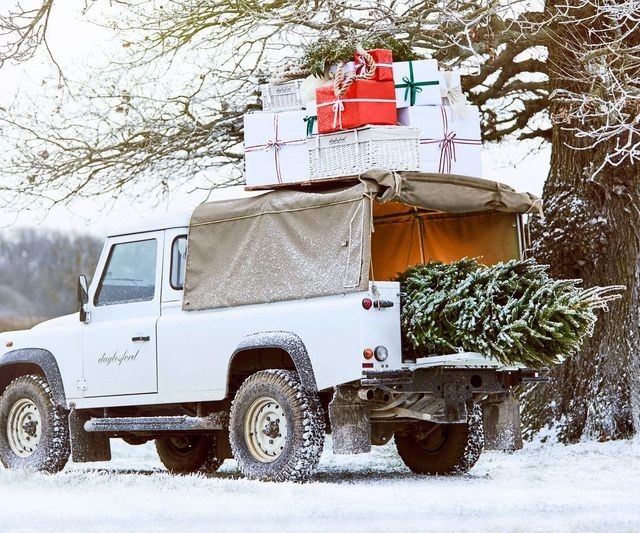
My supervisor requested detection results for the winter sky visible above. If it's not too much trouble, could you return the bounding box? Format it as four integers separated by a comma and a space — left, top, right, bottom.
0, 2, 550, 234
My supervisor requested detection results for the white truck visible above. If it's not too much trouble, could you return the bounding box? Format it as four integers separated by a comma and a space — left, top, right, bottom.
0, 171, 543, 482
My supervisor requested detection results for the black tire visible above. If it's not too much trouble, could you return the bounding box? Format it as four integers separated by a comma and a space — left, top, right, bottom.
229, 369, 325, 482
155, 435, 223, 474
395, 404, 484, 475
0, 374, 70, 473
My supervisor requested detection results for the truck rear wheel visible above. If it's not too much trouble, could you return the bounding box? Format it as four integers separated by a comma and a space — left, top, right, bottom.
229, 369, 325, 482
155, 435, 223, 474
395, 405, 484, 475
0, 374, 70, 473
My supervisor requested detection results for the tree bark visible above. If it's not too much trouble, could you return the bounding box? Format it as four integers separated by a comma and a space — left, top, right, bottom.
523, 1, 640, 442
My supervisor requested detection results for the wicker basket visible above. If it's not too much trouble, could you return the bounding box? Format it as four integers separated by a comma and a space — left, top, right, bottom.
260, 80, 305, 112
308, 126, 420, 179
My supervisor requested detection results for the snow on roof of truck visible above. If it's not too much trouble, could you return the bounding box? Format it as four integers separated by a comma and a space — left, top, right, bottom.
108, 186, 267, 237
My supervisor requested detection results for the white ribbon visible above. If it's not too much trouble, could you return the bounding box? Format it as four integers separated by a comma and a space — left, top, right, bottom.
355, 58, 392, 76
332, 98, 345, 129
442, 71, 469, 118
319, 97, 396, 131
355, 55, 367, 76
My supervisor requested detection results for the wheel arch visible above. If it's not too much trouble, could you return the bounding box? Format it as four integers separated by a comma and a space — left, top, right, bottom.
226, 331, 317, 397
0, 349, 67, 407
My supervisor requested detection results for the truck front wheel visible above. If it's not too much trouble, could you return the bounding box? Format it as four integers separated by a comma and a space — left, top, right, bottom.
395, 405, 484, 475
155, 435, 223, 474
0, 374, 70, 473
229, 369, 325, 482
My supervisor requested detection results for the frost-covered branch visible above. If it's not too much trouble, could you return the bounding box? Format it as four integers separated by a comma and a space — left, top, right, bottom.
549, 0, 640, 174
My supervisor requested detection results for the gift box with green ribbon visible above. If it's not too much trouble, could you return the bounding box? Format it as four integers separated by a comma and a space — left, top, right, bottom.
393, 59, 441, 108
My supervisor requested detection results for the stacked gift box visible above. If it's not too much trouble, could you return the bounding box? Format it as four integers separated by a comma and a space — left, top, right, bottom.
244, 47, 482, 188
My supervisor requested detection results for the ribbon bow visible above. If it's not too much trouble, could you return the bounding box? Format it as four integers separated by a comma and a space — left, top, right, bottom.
394, 61, 439, 106
332, 99, 345, 130
441, 71, 469, 118
303, 115, 317, 137
438, 131, 457, 174
401, 75, 423, 106
354, 54, 368, 76
265, 139, 285, 151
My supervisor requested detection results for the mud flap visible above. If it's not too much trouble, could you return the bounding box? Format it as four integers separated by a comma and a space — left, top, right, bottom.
482, 394, 523, 451
328, 386, 371, 454
69, 408, 112, 462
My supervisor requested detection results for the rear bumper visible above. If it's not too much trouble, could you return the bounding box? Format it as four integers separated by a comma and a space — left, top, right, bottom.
361, 353, 548, 394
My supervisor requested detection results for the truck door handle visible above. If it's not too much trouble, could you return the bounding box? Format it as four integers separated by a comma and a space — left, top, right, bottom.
373, 300, 394, 309
132, 336, 150, 342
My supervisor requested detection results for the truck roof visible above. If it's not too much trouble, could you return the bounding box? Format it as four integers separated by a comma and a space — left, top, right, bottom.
107, 186, 267, 237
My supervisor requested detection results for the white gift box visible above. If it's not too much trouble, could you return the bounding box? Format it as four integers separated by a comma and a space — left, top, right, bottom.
398, 105, 482, 177
329, 61, 356, 77
307, 126, 420, 179
438, 70, 469, 117
244, 111, 311, 186
393, 59, 441, 108
260, 80, 305, 112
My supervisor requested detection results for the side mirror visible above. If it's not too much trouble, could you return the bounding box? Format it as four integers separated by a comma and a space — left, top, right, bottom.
77, 275, 89, 323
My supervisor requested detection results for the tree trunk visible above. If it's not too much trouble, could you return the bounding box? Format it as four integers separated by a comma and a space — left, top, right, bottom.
522, 2, 640, 442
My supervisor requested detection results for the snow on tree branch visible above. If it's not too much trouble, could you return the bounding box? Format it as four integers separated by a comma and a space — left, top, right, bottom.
549, 0, 640, 174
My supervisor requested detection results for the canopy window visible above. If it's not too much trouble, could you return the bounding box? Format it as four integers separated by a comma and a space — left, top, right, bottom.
371, 202, 522, 281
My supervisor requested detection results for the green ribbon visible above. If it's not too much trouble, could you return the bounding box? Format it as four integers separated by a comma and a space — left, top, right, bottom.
304, 115, 317, 137
394, 61, 439, 106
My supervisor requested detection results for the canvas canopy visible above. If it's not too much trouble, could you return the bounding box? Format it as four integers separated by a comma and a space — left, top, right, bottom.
183, 170, 541, 311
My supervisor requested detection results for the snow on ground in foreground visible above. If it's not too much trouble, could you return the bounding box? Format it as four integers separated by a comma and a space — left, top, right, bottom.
0, 437, 639, 533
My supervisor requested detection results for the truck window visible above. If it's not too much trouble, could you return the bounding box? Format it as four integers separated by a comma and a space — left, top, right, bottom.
95, 239, 157, 306
170, 235, 187, 290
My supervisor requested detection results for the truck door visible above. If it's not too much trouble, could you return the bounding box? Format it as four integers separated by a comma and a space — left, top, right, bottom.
81, 232, 163, 397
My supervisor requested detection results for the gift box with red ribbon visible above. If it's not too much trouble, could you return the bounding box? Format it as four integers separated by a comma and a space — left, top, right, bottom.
398, 105, 482, 177
315, 80, 397, 134
353, 49, 393, 81
244, 110, 311, 186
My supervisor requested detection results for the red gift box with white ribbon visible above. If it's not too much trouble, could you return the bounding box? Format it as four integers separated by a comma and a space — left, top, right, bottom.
244, 111, 311, 186
353, 49, 393, 81
315, 80, 397, 134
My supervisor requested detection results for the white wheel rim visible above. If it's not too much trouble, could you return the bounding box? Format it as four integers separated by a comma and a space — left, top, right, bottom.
244, 396, 288, 463
7, 398, 42, 458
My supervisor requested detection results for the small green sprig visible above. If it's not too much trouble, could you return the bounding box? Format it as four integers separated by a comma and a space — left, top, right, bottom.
303, 33, 423, 77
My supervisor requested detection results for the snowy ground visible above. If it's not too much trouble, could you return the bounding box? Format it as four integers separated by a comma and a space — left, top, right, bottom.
0, 437, 639, 533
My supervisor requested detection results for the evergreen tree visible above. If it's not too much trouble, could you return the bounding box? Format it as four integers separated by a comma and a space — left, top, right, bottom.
399, 259, 621, 368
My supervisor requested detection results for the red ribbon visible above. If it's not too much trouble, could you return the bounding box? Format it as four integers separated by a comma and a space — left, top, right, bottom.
419, 107, 481, 173
244, 114, 305, 183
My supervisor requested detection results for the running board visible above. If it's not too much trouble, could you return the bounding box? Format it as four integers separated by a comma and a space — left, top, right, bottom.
84, 413, 228, 434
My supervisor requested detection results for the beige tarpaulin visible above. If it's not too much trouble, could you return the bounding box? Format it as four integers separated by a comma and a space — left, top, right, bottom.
360, 169, 542, 215
184, 171, 541, 311
184, 186, 372, 310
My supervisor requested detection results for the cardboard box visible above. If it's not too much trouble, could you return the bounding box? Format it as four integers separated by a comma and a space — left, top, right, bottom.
393, 59, 441, 108
438, 70, 469, 117
398, 105, 482, 177
354, 49, 393, 81
316, 80, 397, 133
244, 111, 311, 186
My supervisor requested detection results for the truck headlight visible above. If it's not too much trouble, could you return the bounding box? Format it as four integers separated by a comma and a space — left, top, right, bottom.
374, 346, 388, 362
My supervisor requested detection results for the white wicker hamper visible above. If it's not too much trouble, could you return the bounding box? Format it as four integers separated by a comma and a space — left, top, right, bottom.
308, 126, 420, 179
259, 80, 305, 112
